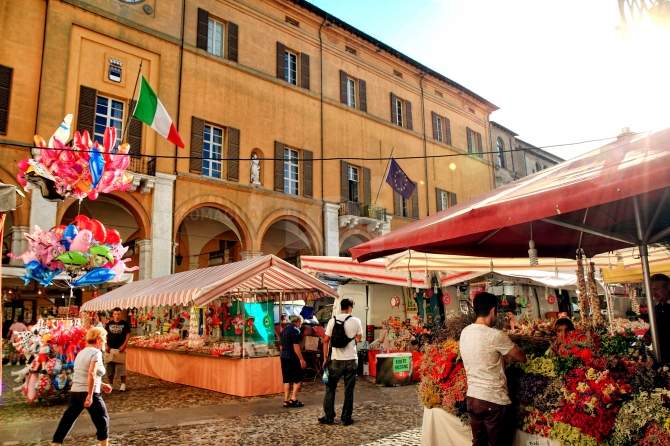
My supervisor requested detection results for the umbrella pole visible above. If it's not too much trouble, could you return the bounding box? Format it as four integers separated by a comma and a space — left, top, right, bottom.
241, 294, 246, 359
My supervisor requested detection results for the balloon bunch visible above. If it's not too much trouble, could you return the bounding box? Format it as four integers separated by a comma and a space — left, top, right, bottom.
11, 322, 87, 403
16, 215, 137, 287
16, 114, 134, 201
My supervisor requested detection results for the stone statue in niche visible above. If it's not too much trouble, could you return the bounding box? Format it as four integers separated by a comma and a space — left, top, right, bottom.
250, 153, 261, 186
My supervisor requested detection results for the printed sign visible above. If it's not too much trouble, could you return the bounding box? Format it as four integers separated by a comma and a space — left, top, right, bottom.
392, 356, 411, 373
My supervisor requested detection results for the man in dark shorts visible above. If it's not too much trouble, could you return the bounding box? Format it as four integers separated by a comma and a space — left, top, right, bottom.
105, 307, 131, 391
280, 315, 306, 408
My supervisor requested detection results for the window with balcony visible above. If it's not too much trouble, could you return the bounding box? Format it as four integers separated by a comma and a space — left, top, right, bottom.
207, 17, 225, 57
284, 50, 298, 86
284, 147, 300, 195
94, 95, 123, 147
202, 124, 223, 178
347, 165, 359, 202
496, 137, 506, 168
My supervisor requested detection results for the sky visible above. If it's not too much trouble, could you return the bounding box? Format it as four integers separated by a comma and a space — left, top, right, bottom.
308, 0, 670, 161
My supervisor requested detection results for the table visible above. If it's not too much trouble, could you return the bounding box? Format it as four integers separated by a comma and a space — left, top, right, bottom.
126, 347, 283, 397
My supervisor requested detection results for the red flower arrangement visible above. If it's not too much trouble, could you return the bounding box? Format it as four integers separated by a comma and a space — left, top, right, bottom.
418, 340, 468, 419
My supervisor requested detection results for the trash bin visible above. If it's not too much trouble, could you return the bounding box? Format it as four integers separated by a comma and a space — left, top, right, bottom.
375, 352, 413, 386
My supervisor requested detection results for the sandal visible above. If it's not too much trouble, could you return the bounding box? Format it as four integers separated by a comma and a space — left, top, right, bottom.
289, 399, 304, 407
283, 400, 291, 408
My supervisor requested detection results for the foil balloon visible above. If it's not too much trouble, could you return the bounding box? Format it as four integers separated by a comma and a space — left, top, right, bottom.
89, 146, 105, 188
69, 229, 93, 253
89, 219, 107, 243
105, 229, 122, 245
70, 267, 117, 287
61, 224, 78, 250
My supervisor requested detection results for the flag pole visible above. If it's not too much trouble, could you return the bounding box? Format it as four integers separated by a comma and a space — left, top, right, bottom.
374, 146, 395, 205
121, 60, 143, 144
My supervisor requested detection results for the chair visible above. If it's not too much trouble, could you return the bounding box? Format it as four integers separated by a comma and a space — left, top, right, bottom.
302, 335, 322, 381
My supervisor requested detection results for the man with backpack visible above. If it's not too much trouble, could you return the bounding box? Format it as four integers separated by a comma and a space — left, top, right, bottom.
318, 298, 363, 426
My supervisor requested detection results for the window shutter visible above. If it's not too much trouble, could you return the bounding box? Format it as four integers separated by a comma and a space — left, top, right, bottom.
0, 65, 12, 135
340, 160, 349, 202
226, 127, 240, 181
339, 70, 347, 104
466, 127, 473, 153
226, 21, 238, 62
197, 8, 209, 51
411, 185, 419, 218
190, 116, 204, 174
431, 112, 438, 140
300, 52, 310, 90
302, 149, 313, 198
393, 191, 402, 217
405, 100, 413, 130
450, 192, 458, 206
127, 100, 142, 157
77, 85, 97, 136
274, 141, 284, 192
444, 117, 452, 146
358, 79, 367, 112
390, 93, 397, 124
435, 188, 443, 212
475, 132, 483, 155
276, 42, 286, 80
362, 166, 371, 205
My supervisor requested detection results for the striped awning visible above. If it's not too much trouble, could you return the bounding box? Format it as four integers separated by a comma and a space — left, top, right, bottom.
300, 256, 431, 288
81, 255, 337, 311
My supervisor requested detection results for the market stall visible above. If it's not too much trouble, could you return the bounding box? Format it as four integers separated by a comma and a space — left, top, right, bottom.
81, 255, 337, 396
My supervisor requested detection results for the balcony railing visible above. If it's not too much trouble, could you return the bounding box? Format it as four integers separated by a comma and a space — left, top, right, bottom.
129, 155, 156, 176
339, 201, 387, 221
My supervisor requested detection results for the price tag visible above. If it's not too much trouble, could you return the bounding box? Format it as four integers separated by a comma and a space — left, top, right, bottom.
392, 356, 411, 373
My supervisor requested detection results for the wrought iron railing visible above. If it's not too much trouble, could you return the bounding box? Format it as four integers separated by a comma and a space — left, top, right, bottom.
128, 155, 156, 176
339, 201, 387, 221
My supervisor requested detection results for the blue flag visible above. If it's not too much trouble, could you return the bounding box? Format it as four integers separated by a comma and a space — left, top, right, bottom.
386, 159, 415, 199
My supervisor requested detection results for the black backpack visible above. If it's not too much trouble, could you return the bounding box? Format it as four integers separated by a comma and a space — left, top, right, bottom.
330, 315, 353, 348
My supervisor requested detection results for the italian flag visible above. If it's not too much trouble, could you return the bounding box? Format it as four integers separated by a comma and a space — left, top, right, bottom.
132, 76, 185, 148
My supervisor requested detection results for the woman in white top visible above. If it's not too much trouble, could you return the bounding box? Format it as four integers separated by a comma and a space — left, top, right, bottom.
52, 327, 112, 446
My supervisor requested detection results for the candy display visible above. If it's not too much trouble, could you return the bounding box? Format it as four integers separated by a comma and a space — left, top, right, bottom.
16, 116, 133, 201
10, 320, 87, 403
14, 215, 137, 287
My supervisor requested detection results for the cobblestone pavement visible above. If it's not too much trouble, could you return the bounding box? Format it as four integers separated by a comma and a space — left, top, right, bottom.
1, 365, 423, 445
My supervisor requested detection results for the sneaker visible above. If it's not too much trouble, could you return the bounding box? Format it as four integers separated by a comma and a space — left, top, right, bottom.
119, 383, 126, 392
318, 416, 334, 425
341, 418, 354, 426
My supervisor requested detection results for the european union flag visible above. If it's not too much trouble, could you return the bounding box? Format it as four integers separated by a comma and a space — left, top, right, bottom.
386, 158, 415, 199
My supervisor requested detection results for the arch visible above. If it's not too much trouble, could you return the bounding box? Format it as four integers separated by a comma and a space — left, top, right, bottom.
256, 209, 322, 255
339, 231, 371, 257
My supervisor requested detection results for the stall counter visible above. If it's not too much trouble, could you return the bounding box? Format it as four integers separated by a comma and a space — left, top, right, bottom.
127, 346, 283, 397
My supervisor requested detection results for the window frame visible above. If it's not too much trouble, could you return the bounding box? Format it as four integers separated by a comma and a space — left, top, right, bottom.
202, 123, 224, 179
94, 94, 124, 147
284, 50, 298, 86
284, 147, 300, 195
434, 114, 443, 142
394, 97, 404, 127
347, 164, 359, 202
207, 17, 225, 57
346, 77, 357, 108
496, 137, 506, 168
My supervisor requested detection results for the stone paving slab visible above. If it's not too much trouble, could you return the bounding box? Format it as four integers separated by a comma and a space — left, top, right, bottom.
362, 428, 422, 446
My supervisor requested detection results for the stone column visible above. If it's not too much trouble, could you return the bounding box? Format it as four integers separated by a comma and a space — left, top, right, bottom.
136, 239, 152, 280
323, 202, 340, 256
29, 192, 57, 230
381, 215, 393, 235
151, 173, 176, 278
9, 226, 29, 266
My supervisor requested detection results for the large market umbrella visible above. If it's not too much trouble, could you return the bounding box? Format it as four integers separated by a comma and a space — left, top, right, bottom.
350, 129, 670, 360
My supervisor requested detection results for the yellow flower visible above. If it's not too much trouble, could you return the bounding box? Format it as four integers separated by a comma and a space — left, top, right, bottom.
576, 382, 589, 393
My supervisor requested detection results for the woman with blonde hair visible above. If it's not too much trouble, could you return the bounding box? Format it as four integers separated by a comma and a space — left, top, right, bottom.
52, 326, 112, 446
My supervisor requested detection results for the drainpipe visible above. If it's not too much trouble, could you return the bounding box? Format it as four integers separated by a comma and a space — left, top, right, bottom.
170, 0, 186, 274
419, 73, 429, 216
318, 18, 327, 254
34, 0, 49, 137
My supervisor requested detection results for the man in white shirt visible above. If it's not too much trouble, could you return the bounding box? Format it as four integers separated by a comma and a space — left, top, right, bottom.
460, 292, 526, 446
318, 298, 363, 426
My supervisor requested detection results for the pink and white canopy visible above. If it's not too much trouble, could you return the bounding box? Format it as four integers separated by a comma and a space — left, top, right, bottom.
81, 255, 337, 311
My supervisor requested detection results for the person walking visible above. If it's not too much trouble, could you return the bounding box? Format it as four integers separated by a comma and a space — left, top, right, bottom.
651, 273, 670, 362
52, 327, 112, 446
318, 298, 363, 426
460, 292, 526, 446
105, 308, 130, 391
280, 315, 307, 408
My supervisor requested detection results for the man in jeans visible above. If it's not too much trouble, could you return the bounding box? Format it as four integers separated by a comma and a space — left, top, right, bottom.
105, 308, 131, 392
319, 298, 363, 426
460, 292, 526, 446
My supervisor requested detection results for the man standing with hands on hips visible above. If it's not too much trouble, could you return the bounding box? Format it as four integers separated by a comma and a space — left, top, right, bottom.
105, 307, 131, 392
319, 298, 363, 426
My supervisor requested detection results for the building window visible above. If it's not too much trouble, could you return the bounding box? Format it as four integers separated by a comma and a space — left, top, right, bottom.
284, 147, 299, 195
347, 165, 359, 202
107, 59, 123, 83
394, 97, 404, 127
94, 95, 124, 146
437, 189, 457, 211
467, 127, 483, 157
207, 18, 224, 57
346, 78, 357, 108
496, 137, 506, 168
202, 124, 223, 178
535, 162, 542, 172
433, 114, 443, 142
400, 196, 410, 217
284, 50, 298, 85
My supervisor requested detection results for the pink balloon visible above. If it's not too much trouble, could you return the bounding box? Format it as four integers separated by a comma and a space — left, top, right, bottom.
87, 189, 99, 200
110, 260, 125, 280
17, 159, 29, 171
69, 229, 93, 252
16, 173, 27, 187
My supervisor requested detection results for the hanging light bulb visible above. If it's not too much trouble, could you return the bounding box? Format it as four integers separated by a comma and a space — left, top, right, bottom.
528, 239, 538, 266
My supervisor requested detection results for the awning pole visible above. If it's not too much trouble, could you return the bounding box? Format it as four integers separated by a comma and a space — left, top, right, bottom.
633, 196, 662, 363
241, 294, 246, 359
